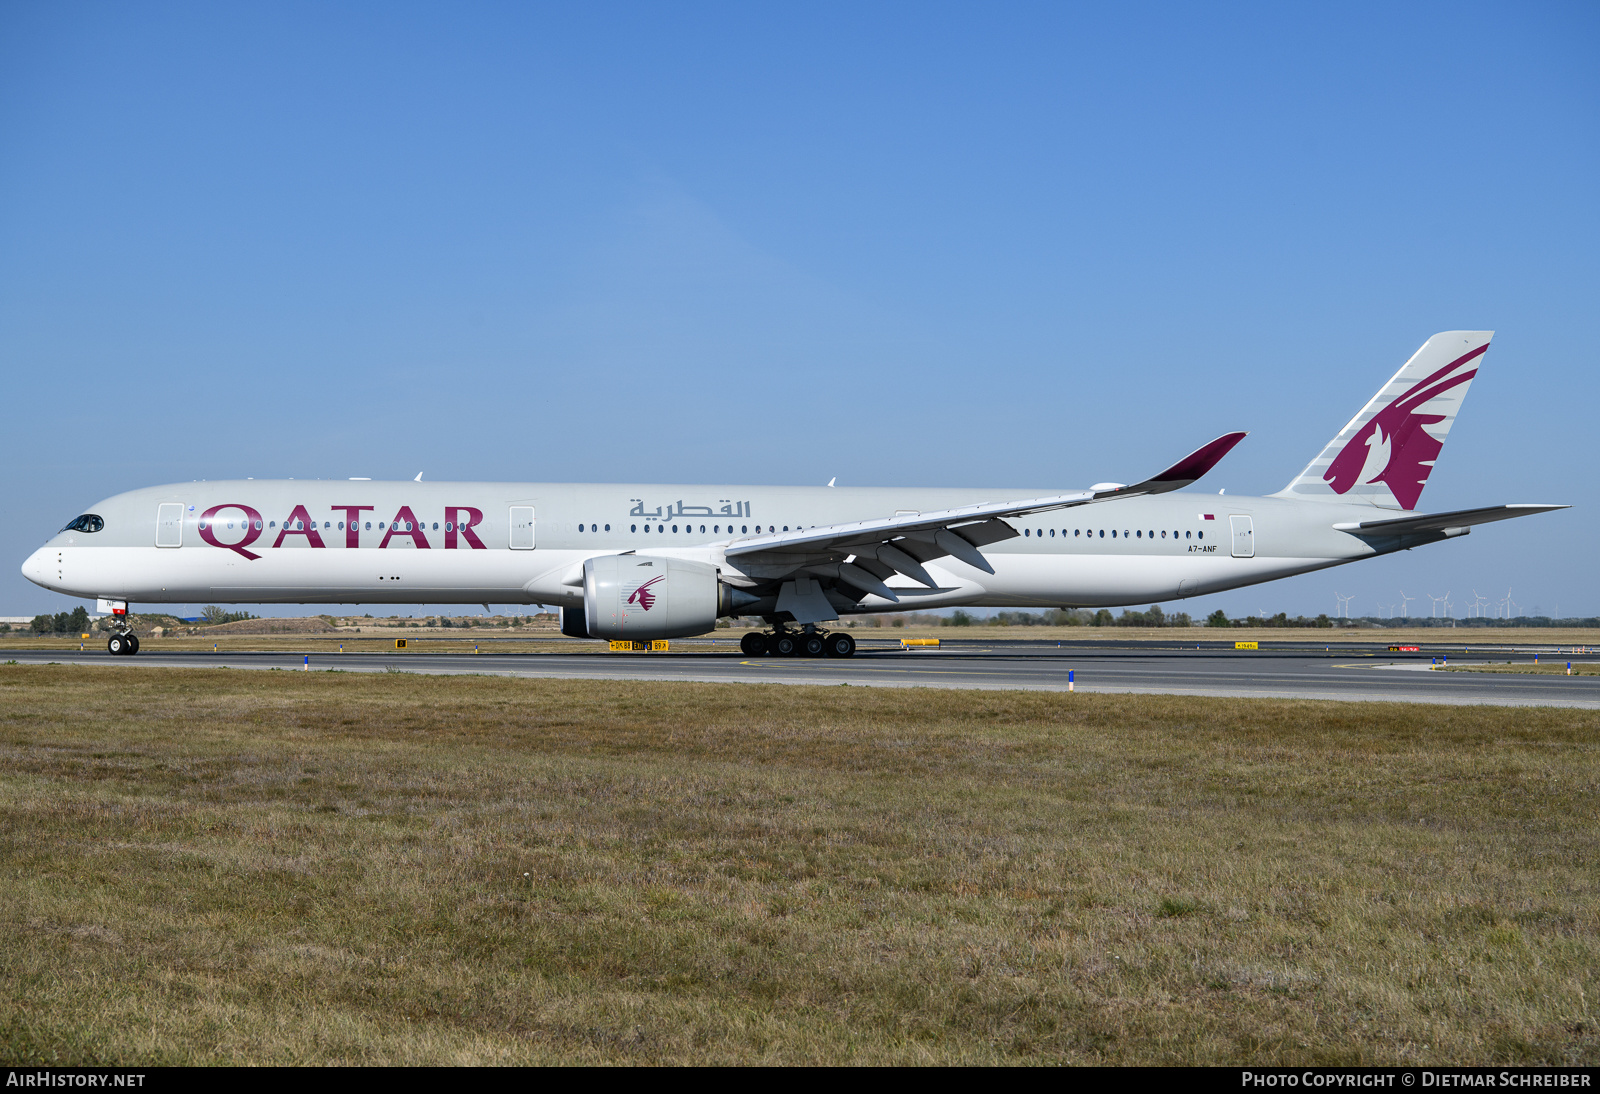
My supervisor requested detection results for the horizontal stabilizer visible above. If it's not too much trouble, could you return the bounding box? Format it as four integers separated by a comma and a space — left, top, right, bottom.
1333, 503, 1568, 537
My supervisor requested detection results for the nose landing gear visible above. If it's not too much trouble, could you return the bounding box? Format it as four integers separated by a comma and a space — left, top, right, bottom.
105, 605, 140, 655
739, 626, 856, 658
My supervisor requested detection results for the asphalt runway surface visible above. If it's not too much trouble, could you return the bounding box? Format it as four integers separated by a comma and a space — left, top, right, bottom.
9, 638, 1600, 708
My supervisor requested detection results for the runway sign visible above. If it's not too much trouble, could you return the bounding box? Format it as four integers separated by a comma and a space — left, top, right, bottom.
1389, 645, 1421, 652
1234, 641, 1259, 650
395, 639, 407, 649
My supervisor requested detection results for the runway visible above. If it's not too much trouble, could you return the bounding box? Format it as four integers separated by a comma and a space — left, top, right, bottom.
9, 638, 1600, 708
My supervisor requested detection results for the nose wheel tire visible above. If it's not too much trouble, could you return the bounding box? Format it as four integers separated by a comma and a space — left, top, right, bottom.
107, 634, 137, 656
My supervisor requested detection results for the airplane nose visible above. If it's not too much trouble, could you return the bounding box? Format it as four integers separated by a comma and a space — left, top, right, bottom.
20, 548, 51, 589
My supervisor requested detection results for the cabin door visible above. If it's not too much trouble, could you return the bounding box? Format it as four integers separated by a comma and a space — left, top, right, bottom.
156, 503, 184, 548
1230, 515, 1255, 558
509, 507, 536, 550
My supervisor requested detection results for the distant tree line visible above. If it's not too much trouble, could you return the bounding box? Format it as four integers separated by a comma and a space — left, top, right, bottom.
1205, 611, 1336, 628
199, 606, 259, 625
30, 607, 91, 634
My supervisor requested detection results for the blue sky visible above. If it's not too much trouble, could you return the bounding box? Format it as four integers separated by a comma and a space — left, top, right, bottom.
2, 1, 1595, 620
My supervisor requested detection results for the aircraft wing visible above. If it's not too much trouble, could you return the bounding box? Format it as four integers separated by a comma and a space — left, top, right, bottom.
1333, 503, 1569, 537
722, 432, 1246, 601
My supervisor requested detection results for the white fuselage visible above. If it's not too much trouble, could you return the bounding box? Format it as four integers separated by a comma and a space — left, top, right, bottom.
21, 479, 1427, 613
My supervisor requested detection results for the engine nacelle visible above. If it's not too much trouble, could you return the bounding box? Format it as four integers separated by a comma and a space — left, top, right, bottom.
583, 554, 723, 640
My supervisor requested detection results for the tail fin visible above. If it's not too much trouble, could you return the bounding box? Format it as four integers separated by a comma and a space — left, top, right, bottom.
1275, 331, 1492, 511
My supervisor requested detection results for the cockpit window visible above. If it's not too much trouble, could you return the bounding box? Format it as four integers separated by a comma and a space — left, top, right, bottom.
61, 514, 104, 533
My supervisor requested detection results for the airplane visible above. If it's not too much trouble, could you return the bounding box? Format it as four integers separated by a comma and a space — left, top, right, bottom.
20, 331, 1568, 658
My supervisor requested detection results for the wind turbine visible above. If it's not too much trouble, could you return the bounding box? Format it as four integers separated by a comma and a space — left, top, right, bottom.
1399, 590, 1415, 619
1427, 592, 1450, 618
1470, 590, 1489, 618
1334, 592, 1354, 619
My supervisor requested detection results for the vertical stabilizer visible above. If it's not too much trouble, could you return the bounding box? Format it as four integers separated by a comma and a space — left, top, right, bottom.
1275, 331, 1492, 510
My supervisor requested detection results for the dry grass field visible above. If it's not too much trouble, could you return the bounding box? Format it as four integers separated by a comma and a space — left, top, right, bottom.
1, 665, 1597, 1065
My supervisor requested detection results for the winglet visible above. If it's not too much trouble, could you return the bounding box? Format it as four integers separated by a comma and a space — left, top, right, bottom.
1095, 431, 1248, 499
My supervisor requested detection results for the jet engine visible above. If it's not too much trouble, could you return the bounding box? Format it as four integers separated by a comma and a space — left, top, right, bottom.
583, 554, 745, 640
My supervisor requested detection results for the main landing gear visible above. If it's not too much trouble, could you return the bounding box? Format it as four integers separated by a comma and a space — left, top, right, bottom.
107, 632, 140, 656
740, 626, 856, 658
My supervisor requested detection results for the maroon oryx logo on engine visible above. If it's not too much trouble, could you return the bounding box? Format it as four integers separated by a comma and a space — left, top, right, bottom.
627, 575, 665, 611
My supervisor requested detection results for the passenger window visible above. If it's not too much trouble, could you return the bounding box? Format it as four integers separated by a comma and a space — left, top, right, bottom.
366, 522, 372, 531
1136, 530, 1141, 538
1049, 529, 1055, 537
1198, 531, 1204, 540
672, 525, 678, 533
742, 525, 748, 533
1024, 529, 1030, 537
1111, 530, 1116, 538
443, 522, 451, 531
338, 522, 344, 530
699, 525, 705, 533
432, 522, 438, 530
578, 524, 584, 532
605, 524, 611, 532
630, 524, 637, 532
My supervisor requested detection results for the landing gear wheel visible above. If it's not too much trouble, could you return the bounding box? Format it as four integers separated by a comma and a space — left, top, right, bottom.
107, 634, 128, 656
770, 633, 797, 657
127, 635, 140, 655
825, 632, 856, 658
740, 632, 767, 656
801, 634, 826, 657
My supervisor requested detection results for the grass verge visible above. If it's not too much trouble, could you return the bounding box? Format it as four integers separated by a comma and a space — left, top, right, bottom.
1, 666, 1597, 1064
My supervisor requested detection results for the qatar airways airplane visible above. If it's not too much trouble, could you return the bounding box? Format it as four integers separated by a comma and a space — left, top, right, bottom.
21, 331, 1566, 658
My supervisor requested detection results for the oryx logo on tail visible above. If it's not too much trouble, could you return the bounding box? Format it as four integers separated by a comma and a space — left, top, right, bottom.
1276, 331, 1492, 511
1322, 343, 1485, 510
